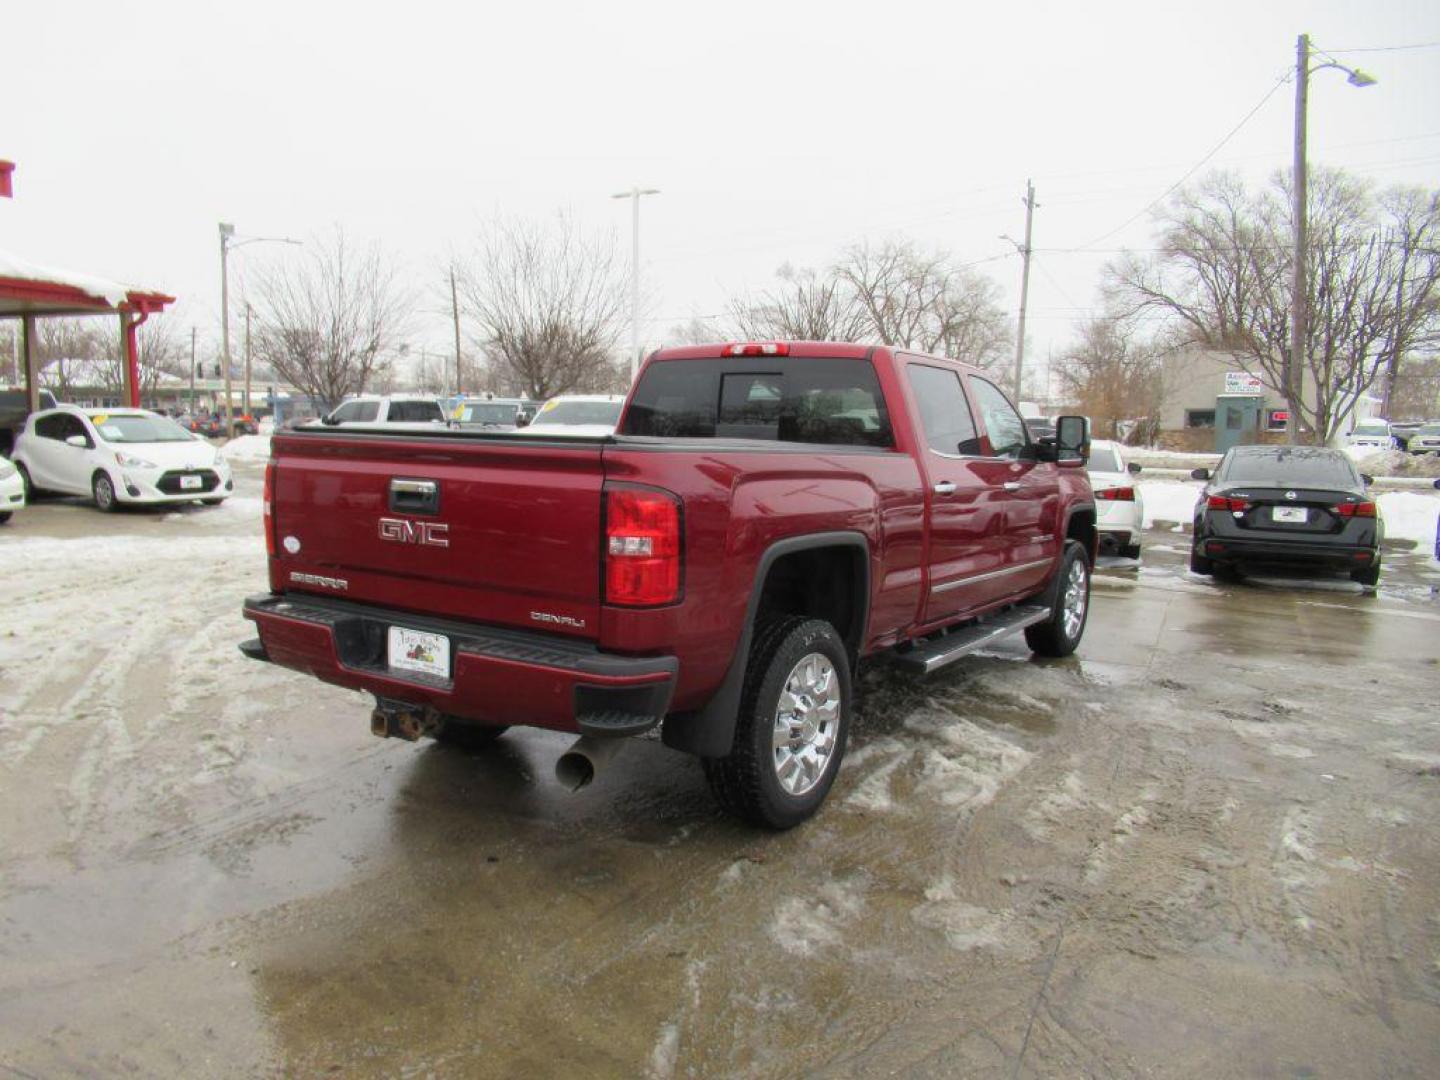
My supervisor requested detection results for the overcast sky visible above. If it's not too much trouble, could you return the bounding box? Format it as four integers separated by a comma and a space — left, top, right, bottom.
4, 0, 1438, 385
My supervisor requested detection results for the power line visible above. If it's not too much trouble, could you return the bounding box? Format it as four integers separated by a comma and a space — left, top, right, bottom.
1327, 41, 1440, 54
1075, 72, 1292, 252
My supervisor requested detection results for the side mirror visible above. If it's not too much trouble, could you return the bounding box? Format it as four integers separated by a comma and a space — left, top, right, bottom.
1128, 461, 1142, 475
1054, 415, 1088, 464
65, 434, 89, 448
1361, 473, 1375, 486
321, 414, 341, 426
1190, 468, 1211, 481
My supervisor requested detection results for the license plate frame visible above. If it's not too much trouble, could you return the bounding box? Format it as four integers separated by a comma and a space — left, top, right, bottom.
387, 626, 451, 679
1272, 506, 1307, 524
179, 474, 203, 491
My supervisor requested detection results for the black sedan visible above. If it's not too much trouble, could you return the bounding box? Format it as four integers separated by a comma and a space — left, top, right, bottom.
1189, 445, 1382, 587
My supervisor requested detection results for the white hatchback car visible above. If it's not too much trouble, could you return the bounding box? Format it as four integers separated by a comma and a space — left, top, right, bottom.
0, 453, 24, 524
14, 406, 233, 512
1087, 439, 1145, 559
519, 394, 626, 437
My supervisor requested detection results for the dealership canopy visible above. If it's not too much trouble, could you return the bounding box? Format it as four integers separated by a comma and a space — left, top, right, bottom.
1, 248, 174, 410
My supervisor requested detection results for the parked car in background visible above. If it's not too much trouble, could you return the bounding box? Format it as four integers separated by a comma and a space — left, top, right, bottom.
1344, 419, 1398, 452
1405, 422, 1440, 455
519, 394, 626, 436
1086, 439, 1144, 559
0, 387, 59, 456
322, 395, 446, 427
1189, 445, 1381, 587
450, 397, 529, 431
0, 453, 24, 523
1023, 417, 1056, 442
13, 406, 233, 512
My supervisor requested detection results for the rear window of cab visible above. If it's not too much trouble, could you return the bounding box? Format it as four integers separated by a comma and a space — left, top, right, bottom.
621, 358, 893, 447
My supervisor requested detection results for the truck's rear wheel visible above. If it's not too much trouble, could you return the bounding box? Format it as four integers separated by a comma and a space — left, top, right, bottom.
1025, 541, 1090, 658
434, 718, 509, 749
703, 616, 851, 830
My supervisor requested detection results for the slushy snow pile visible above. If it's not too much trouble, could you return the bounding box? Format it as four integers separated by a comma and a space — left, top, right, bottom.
222, 435, 271, 461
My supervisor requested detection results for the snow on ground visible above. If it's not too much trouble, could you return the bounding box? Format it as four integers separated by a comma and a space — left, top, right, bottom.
1378, 491, 1440, 550
222, 435, 271, 461
1140, 481, 1201, 527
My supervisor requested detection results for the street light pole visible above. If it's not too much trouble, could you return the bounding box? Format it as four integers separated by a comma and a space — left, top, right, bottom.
218, 224, 302, 437
612, 186, 660, 382
1287, 34, 1376, 445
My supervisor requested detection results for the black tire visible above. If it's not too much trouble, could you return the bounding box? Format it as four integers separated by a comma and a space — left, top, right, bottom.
1121, 541, 1142, 560
1189, 543, 1213, 575
201, 497, 226, 506
1350, 561, 1380, 588
703, 616, 851, 830
15, 462, 38, 500
1025, 541, 1091, 658
92, 471, 119, 513
0, 511, 11, 525
434, 718, 509, 749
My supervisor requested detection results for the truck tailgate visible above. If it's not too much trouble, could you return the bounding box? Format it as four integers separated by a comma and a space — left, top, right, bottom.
269, 431, 604, 638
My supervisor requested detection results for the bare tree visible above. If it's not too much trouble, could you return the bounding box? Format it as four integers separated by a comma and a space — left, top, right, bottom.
251, 228, 412, 410
1375, 187, 1440, 416
834, 240, 1011, 366
456, 215, 626, 400
1109, 169, 1440, 443
663, 317, 727, 347
1055, 317, 1169, 443
729, 263, 872, 342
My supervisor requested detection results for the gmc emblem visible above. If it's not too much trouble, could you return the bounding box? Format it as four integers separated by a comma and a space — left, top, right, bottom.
379, 517, 450, 548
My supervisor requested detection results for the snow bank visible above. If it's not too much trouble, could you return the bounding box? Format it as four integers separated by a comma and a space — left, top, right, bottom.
1378, 491, 1440, 551
222, 435, 271, 461
1140, 481, 1201, 527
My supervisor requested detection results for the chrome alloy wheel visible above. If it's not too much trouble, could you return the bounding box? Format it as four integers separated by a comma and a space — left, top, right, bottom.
1062, 557, 1088, 641
771, 652, 840, 797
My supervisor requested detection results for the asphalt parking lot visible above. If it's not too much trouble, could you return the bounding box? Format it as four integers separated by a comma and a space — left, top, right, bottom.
2, 463, 1439, 1077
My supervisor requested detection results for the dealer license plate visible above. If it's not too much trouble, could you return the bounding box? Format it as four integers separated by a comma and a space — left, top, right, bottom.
179, 474, 203, 490
387, 626, 451, 679
1272, 506, 1307, 524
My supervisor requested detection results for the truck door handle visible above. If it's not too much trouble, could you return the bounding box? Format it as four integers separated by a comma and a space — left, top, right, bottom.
1003, 481, 1021, 492
389, 477, 440, 515
933, 481, 956, 496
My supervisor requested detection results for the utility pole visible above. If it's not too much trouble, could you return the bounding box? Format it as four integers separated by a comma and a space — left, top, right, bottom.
1288, 35, 1309, 447
244, 303, 253, 417
611, 186, 660, 382
450, 265, 463, 397
1010, 180, 1037, 402
189, 327, 197, 413
220, 223, 234, 437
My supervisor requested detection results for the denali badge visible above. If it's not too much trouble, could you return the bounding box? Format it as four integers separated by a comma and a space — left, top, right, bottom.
290, 571, 348, 591
379, 517, 450, 547
531, 611, 587, 630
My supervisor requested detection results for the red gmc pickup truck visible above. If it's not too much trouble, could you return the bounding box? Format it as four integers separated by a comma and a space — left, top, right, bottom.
241, 342, 1096, 828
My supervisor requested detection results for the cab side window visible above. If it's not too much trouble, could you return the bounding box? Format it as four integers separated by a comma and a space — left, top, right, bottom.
906, 364, 981, 456
35, 414, 66, 440
969, 377, 1029, 459
60, 415, 93, 446
352, 401, 380, 422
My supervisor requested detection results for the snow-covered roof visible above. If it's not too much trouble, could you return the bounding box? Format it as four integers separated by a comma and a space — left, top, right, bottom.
0, 247, 172, 314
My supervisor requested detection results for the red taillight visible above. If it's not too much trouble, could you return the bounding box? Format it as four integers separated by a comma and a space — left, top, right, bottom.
605, 487, 681, 606
1096, 486, 1135, 501
263, 462, 277, 557
721, 342, 789, 357
1333, 500, 1376, 518
1206, 495, 1250, 512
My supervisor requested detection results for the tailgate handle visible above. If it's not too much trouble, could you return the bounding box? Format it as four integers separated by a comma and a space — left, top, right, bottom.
389, 477, 440, 515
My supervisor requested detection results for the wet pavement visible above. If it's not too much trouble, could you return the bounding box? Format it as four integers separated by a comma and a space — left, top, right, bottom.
2, 470, 1439, 1077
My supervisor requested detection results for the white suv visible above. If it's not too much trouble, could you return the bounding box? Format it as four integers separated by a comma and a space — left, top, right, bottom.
321, 395, 446, 426
13, 406, 233, 512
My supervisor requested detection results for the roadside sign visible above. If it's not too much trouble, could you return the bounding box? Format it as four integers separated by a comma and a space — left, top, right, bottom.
1223, 372, 1264, 395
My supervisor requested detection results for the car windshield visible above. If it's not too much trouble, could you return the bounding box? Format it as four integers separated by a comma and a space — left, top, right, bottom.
1221, 448, 1357, 487
1419, 423, 1440, 435
457, 403, 517, 424
533, 401, 623, 426
1352, 422, 1389, 435
88, 413, 193, 443
1087, 446, 1124, 473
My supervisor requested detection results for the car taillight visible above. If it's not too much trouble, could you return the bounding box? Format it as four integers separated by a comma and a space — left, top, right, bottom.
721, 342, 789, 357
263, 462, 277, 557
1333, 500, 1376, 518
604, 486, 681, 606
1206, 495, 1250, 512
1096, 486, 1135, 501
